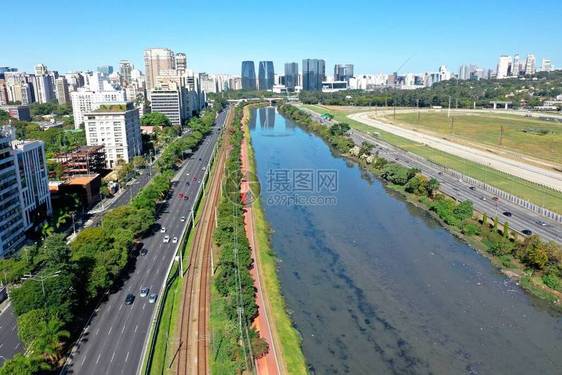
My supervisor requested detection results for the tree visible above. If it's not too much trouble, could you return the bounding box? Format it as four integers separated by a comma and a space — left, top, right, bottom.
17, 308, 48, 347
0, 353, 47, 375
519, 235, 549, 269
40, 234, 71, 266
33, 316, 70, 363
141, 112, 171, 126
493, 216, 499, 232
359, 141, 374, 156
132, 155, 146, 169
503, 221, 510, 238
481, 213, 488, 227
427, 177, 440, 197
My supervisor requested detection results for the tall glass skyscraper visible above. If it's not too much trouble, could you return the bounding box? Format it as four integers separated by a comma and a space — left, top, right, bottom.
284, 62, 299, 91
302, 59, 325, 91
241, 61, 256, 90
258, 61, 274, 91
334, 64, 354, 82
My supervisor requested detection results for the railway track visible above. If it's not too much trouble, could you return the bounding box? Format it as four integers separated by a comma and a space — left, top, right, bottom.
175, 108, 233, 375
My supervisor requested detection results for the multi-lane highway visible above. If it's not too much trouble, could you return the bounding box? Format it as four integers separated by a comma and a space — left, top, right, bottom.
62, 109, 227, 375
0, 304, 21, 365
349, 130, 562, 243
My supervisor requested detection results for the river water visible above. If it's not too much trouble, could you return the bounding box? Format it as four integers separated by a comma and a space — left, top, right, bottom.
249, 107, 562, 375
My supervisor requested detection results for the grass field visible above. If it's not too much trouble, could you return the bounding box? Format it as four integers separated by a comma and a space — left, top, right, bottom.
384, 111, 562, 164
302, 104, 562, 214
244, 106, 308, 374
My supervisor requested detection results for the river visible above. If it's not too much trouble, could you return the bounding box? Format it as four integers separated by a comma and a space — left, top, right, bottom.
249, 107, 562, 375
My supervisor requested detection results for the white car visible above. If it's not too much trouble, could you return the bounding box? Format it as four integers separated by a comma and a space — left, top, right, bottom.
163, 235, 170, 243
172, 236, 178, 244
148, 293, 158, 304
140, 287, 149, 297
160, 227, 166, 233
180, 216, 186, 222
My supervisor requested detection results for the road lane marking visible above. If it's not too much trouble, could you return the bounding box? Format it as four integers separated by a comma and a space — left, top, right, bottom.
11, 325, 16, 331
111, 351, 115, 363
143, 302, 146, 310
122, 324, 126, 334
81, 354, 87, 366
96, 353, 101, 364
119, 303, 123, 311
108, 326, 113, 335
135, 324, 138, 333
125, 351, 129, 363
95, 327, 100, 336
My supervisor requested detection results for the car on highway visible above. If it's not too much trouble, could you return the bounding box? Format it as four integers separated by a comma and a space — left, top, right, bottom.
148, 293, 158, 304
198, 157, 202, 161
469, 186, 476, 191
163, 235, 170, 243
536, 221, 548, 227
522, 229, 533, 236
202, 166, 206, 171
492, 196, 499, 201
140, 287, 149, 297
160, 227, 166, 233
180, 216, 186, 222
502, 211, 512, 217
125, 293, 135, 305
480, 196, 487, 201
140, 248, 148, 256
172, 236, 178, 244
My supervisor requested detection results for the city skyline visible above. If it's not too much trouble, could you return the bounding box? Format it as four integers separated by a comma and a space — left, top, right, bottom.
4, 0, 562, 75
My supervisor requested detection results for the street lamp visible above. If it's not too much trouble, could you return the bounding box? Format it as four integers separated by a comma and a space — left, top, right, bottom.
22, 271, 61, 299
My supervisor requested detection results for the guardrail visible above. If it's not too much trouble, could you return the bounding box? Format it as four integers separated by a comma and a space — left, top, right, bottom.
139, 113, 224, 375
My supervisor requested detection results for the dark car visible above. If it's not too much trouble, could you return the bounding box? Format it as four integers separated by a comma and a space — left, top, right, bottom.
502, 211, 512, 217
522, 229, 533, 236
140, 248, 148, 256
469, 186, 476, 191
125, 293, 135, 305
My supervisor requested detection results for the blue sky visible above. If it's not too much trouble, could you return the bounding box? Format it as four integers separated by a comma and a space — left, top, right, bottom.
4, 0, 561, 75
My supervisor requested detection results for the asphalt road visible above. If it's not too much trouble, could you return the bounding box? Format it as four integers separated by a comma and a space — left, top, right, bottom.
348, 129, 562, 243
0, 304, 21, 365
62, 109, 227, 375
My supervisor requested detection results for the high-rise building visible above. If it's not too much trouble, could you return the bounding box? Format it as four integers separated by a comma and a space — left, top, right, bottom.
241, 61, 256, 90
258, 61, 274, 91
32, 74, 56, 103
35, 64, 48, 76
119, 60, 133, 87
84, 102, 142, 168
284, 62, 299, 91
496, 55, 512, 79
0, 127, 26, 256
541, 58, 553, 72
302, 59, 325, 91
524, 54, 536, 75
97, 65, 114, 76
144, 48, 176, 93
12, 140, 52, 228
513, 54, 521, 76
70, 89, 126, 128
55, 77, 70, 104
334, 64, 354, 82
175, 53, 187, 74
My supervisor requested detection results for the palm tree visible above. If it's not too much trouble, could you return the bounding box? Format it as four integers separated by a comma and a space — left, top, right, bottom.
32, 317, 70, 364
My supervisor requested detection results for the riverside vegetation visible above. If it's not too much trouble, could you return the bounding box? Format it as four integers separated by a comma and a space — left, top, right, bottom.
279, 104, 562, 308
0, 108, 220, 374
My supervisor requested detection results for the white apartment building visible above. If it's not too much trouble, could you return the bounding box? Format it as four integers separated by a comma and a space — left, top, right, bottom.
71, 89, 126, 129
150, 85, 184, 126
525, 54, 536, 75
12, 140, 52, 228
84, 102, 142, 168
32, 74, 57, 103
541, 58, 553, 72
496, 55, 512, 79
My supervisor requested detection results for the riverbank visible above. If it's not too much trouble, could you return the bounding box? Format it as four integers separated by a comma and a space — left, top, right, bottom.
241, 104, 308, 374
280, 103, 562, 311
